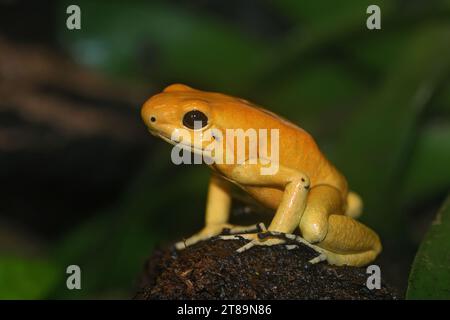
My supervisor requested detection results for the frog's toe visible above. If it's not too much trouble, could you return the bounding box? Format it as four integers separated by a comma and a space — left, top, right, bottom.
220, 230, 287, 253
308, 253, 328, 264
224, 223, 260, 234
175, 240, 188, 250
175, 238, 196, 250
218, 235, 242, 241
236, 236, 286, 253
175, 233, 210, 250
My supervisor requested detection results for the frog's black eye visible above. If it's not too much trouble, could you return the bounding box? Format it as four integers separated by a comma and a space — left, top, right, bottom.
183, 110, 208, 129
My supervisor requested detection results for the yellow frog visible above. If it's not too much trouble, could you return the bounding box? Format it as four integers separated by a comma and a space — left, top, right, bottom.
141, 84, 381, 266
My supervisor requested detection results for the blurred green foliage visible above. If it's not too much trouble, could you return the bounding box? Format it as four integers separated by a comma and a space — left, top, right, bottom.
0, 256, 58, 299
1, 0, 449, 299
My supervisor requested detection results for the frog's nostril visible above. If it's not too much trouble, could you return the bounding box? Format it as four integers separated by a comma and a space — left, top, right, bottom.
150, 116, 156, 123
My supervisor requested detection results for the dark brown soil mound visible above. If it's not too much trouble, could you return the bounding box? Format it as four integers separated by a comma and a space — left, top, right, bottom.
135, 237, 399, 300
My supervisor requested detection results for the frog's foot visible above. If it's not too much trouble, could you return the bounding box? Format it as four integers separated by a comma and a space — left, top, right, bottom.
175, 223, 259, 250
219, 223, 285, 252
218, 222, 267, 240
236, 233, 286, 253
220, 232, 286, 252
308, 252, 328, 264
275, 232, 328, 264
221, 227, 328, 264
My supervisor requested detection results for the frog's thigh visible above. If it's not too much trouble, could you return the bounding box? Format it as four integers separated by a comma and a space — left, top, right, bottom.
299, 185, 343, 244
316, 215, 382, 266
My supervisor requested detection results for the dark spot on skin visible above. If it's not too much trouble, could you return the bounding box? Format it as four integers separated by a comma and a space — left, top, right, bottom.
258, 232, 270, 239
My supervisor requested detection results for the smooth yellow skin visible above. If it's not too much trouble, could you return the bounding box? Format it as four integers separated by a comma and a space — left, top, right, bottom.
141, 84, 382, 266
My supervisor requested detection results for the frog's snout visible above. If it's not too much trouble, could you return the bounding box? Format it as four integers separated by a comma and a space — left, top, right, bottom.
143, 113, 158, 133
141, 100, 157, 128
145, 115, 157, 135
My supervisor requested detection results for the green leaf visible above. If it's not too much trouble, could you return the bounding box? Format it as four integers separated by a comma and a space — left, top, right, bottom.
406, 194, 450, 299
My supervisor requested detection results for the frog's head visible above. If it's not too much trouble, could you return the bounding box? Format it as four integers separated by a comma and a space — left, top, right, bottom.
141, 84, 221, 153
142, 83, 272, 156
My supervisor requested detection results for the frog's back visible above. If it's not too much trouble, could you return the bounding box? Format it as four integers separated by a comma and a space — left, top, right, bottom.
278, 118, 348, 197
241, 120, 348, 211
247, 105, 346, 188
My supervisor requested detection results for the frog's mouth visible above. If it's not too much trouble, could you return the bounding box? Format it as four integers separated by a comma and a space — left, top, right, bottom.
149, 129, 205, 154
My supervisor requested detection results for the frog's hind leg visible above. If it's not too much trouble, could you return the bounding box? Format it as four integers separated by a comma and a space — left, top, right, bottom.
299, 185, 381, 267
312, 215, 382, 266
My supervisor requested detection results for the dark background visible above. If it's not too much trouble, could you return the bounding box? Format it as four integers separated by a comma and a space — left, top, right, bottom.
0, 0, 449, 298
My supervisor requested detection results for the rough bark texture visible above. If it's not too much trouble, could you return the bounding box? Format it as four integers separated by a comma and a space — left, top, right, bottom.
135, 237, 399, 300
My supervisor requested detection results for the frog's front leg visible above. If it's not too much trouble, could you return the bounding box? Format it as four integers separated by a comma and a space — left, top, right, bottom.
225, 160, 311, 252
175, 174, 258, 250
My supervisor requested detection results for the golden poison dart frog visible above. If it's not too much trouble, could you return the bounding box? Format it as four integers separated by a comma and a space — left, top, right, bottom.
141, 84, 381, 266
